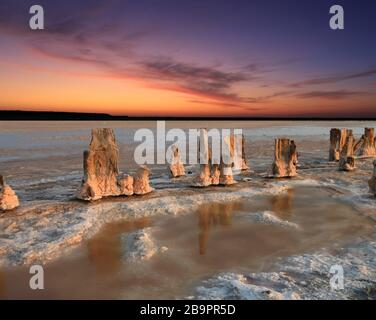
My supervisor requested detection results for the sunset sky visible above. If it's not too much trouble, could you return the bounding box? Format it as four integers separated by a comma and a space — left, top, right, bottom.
0, 0, 375, 117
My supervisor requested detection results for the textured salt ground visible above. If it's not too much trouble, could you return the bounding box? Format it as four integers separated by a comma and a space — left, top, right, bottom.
192, 238, 376, 300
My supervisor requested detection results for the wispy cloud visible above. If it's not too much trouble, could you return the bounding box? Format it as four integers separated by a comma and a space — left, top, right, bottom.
140, 57, 253, 102
290, 69, 376, 88
188, 99, 265, 111
188, 90, 295, 112
295, 90, 368, 100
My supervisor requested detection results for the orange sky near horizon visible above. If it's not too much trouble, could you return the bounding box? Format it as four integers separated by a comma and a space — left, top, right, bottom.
1, 53, 374, 117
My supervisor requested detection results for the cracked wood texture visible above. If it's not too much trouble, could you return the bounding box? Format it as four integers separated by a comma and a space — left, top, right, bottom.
354, 128, 376, 157
0, 175, 20, 211
272, 138, 298, 178
77, 128, 123, 200
339, 130, 356, 171
329, 128, 348, 161
168, 145, 185, 178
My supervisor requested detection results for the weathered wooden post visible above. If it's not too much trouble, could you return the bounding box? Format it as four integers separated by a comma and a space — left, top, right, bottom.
219, 135, 235, 185
210, 163, 220, 185
77, 128, 122, 200
77, 128, 151, 200
192, 129, 212, 187
354, 128, 376, 157
329, 128, 348, 161
133, 166, 154, 195
168, 145, 185, 178
272, 138, 298, 177
0, 175, 20, 211
231, 134, 249, 172
339, 130, 356, 171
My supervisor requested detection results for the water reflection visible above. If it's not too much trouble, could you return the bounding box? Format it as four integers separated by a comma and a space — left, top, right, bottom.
197, 190, 295, 255
197, 202, 242, 255
0, 270, 4, 299
270, 188, 295, 220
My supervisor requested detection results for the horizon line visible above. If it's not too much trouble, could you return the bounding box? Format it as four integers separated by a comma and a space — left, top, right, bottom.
1, 110, 376, 121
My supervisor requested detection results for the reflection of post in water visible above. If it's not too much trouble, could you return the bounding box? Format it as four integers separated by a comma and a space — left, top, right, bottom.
270, 188, 295, 220
0, 270, 4, 298
87, 217, 151, 274
197, 202, 239, 255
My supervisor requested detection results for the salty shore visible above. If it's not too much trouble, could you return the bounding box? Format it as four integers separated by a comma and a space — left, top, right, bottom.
1, 121, 376, 299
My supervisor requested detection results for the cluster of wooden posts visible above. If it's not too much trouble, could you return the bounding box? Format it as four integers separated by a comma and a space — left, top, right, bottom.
329, 127, 376, 197
329, 127, 376, 171
1, 127, 376, 212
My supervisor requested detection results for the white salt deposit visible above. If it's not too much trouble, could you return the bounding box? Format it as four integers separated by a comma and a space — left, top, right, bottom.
194, 240, 376, 300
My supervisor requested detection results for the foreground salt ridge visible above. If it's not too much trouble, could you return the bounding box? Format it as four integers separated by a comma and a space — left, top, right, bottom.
192, 239, 376, 300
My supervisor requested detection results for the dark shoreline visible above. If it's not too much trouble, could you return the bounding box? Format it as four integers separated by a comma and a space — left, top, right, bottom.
1, 110, 376, 121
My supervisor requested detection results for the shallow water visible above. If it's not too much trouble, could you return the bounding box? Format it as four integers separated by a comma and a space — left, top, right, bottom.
0, 186, 374, 299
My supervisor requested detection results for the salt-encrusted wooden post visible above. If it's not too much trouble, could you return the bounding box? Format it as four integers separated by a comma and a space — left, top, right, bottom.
77, 128, 121, 200
210, 163, 220, 185
192, 129, 212, 187
77, 128, 137, 200
232, 134, 249, 172
219, 135, 235, 185
168, 145, 185, 178
339, 130, 356, 171
329, 128, 348, 161
0, 175, 20, 211
272, 138, 298, 177
133, 166, 154, 195
354, 128, 376, 157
